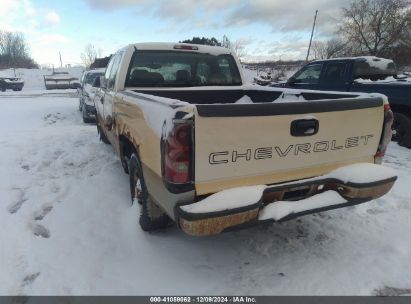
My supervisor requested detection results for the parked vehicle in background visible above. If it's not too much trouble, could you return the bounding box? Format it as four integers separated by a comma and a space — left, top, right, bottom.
253, 71, 273, 86
273, 57, 411, 148
94, 43, 396, 236
44, 72, 80, 90
0, 77, 24, 91
78, 68, 105, 123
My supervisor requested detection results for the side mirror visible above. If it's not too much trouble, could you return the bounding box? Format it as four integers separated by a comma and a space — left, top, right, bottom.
92, 77, 101, 88
287, 77, 296, 85
99, 76, 107, 89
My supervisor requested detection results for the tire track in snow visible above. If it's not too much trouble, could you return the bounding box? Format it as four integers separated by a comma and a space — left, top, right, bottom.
32, 224, 50, 238
22, 272, 40, 287
33, 205, 53, 221
7, 189, 28, 214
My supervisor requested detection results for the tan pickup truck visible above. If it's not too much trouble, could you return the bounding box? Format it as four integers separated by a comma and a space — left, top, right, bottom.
94, 43, 397, 236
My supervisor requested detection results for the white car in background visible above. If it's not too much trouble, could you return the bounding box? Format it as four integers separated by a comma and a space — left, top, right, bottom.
78, 68, 105, 123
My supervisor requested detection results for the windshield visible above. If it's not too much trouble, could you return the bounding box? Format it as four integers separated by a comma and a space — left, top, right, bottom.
125, 50, 242, 87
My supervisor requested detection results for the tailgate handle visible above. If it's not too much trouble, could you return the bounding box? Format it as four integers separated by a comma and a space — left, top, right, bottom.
291, 119, 319, 137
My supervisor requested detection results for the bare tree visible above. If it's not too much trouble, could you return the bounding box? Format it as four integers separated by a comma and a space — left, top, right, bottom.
340, 0, 411, 56
231, 39, 248, 61
0, 31, 28, 59
312, 39, 348, 59
80, 44, 101, 68
0, 30, 37, 68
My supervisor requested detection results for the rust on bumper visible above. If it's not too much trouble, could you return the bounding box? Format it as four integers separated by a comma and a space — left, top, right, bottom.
177, 175, 397, 236
179, 208, 259, 236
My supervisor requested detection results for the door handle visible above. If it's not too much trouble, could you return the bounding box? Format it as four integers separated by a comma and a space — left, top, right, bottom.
291, 119, 319, 136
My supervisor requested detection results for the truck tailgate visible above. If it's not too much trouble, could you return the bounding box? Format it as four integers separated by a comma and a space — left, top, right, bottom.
193, 97, 384, 195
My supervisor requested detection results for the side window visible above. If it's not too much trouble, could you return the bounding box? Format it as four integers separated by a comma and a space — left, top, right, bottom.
107, 53, 122, 90
294, 63, 323, 84
104, 57, 115, 83
322, 62, 346, 85
85, 73, 97, 85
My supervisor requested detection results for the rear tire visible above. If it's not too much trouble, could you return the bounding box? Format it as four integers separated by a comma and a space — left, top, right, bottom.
392, 112, 411, 148
82, 104, 94, 123
128, 154, 171, 231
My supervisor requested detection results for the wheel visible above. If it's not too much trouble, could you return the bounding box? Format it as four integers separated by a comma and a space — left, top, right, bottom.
82, 104, 94, 123
1, 86, 5, 92
128, 153, 171, 231
392, 112, 411, 148
96, 117, 110, 144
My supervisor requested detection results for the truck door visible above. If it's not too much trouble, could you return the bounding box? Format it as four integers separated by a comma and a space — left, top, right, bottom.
102, 52, 122, 142
286, 63, 323, 90
318, 61, 349, 91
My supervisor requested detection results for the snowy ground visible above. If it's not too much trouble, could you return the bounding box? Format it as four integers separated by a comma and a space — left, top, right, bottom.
1, 91, 411, 296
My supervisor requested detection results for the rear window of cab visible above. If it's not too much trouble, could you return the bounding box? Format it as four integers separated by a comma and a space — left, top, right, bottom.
125, 51, 242, 87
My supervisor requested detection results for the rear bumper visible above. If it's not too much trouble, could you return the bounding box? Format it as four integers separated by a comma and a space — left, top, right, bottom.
176, 163, 397, 236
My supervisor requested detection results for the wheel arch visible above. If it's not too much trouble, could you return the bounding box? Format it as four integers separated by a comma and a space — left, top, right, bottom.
119, 133, 140, 173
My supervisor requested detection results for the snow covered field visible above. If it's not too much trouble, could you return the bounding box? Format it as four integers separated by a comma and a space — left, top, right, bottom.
1, 90, 411, 296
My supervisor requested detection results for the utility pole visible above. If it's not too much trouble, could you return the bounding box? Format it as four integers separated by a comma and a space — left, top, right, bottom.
59, 52, 63, 68
306, 9, 318, 62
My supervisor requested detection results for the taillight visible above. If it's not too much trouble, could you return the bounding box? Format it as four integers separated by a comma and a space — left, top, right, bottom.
375, 103, 394, 164
163, 121, 193, 185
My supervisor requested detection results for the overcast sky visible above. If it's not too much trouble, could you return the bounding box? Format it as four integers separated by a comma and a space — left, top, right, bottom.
1, 0, 351, 66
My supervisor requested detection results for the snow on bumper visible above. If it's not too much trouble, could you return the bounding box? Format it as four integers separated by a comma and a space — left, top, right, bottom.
177, 163, 397, 236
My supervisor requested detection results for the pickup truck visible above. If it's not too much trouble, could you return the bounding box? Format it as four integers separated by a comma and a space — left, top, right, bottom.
0, 77, 24, 91
94, 43, 397, 236
273, 57, 411, 148
78, 68, 105, 123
